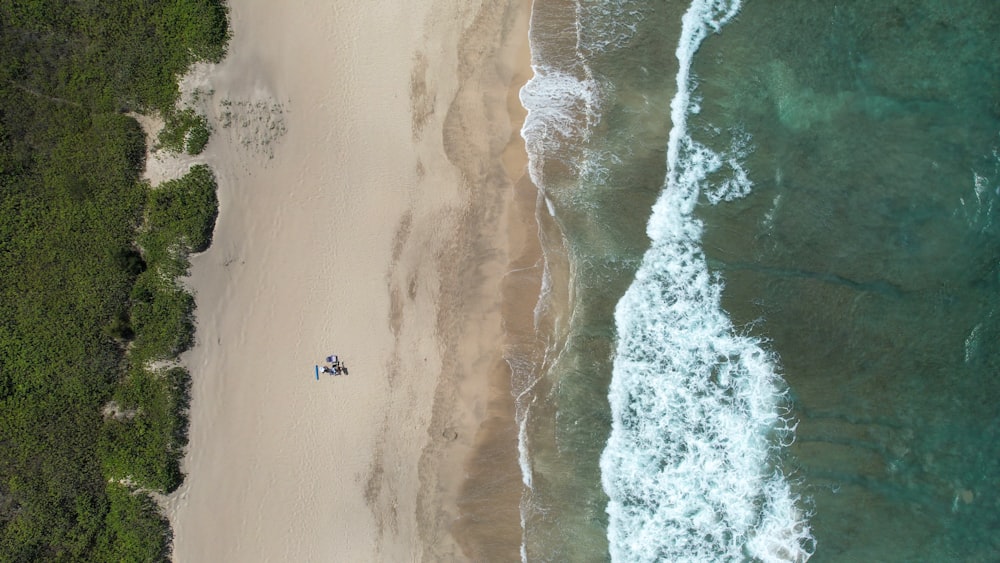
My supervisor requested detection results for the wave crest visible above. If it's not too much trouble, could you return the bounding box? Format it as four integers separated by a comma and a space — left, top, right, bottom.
600, 1, 815, 561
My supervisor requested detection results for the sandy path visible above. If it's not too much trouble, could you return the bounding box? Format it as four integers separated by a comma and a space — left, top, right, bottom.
165, 0, 532, 561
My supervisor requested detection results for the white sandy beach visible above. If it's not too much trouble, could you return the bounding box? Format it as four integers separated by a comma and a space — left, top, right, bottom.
164, 0, 532, 561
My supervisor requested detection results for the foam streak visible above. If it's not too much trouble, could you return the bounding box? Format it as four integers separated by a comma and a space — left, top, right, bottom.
600, 1, 815, 561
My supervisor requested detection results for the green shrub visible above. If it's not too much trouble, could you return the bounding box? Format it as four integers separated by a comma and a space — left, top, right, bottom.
104, 312, 136, 342
157, 108, 211, 155
186, 119, 211, 154
93, 486, 170, 562
140, 164, 219, 274
129, 274, 195, 361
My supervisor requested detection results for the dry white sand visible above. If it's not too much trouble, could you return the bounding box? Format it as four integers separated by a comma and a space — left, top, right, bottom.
165, 0, 532, 561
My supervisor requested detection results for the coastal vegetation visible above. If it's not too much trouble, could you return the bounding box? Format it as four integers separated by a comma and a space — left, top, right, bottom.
158, 109, 212, 155
0, 0, 228, 560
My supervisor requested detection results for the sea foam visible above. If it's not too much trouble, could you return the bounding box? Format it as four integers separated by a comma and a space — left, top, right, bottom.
520, 64, 601, 191
599, 1, 815, 561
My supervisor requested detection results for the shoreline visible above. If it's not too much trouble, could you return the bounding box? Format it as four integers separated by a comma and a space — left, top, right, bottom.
434, 1, 539, 560
166, 0, 536, 560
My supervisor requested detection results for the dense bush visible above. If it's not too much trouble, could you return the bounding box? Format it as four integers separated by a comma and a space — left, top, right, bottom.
0, 0, 230, 112
142, 164, 220, 264
0, 0, 228, 559
100, 366, 192, 494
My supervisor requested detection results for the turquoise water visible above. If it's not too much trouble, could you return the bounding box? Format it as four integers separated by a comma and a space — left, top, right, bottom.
518, 0, 1000, 561
696, 1, 1000, 560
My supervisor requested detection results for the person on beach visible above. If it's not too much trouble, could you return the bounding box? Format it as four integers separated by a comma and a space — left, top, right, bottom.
320, 366, 338, 375
325, 354, 344, 374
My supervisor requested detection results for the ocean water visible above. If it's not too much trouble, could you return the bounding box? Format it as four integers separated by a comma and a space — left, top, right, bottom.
516, 0, 1000, 561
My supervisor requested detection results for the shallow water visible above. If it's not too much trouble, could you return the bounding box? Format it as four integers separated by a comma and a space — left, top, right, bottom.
517, 0, 1000, 560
